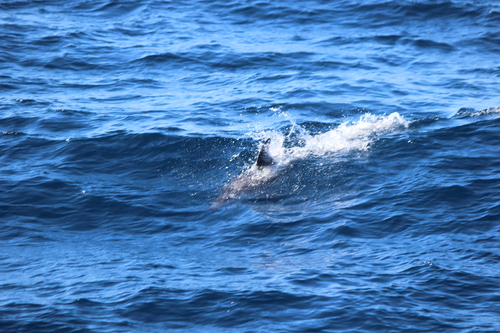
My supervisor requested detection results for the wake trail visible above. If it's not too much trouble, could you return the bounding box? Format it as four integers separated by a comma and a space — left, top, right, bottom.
252, 112, 409, 167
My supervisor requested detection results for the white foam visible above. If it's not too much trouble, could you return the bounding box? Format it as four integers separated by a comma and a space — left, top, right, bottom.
215, 112, 409, 206
252, 112, 409, 165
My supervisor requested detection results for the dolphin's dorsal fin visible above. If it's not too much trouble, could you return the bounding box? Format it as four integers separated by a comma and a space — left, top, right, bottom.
256, 138, 275, 167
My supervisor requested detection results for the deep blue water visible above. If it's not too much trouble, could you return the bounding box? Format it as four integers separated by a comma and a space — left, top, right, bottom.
1, 0, 500, 332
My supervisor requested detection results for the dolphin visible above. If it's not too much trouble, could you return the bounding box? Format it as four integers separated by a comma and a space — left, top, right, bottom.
213, 138, 280, 207
255, 138, 275, 167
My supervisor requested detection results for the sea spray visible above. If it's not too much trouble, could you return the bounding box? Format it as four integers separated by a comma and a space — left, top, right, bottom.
252, 112, 409, 165
216, 112, 409, 205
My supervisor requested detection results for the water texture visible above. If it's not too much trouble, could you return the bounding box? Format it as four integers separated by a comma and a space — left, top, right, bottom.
1, 0, 500, 332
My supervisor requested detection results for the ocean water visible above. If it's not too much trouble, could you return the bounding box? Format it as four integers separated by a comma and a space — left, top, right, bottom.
1, 0, 500, 332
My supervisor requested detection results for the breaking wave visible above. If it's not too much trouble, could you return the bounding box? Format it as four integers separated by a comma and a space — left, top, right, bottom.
215, 112, 409, 206
253, 112, 409, 165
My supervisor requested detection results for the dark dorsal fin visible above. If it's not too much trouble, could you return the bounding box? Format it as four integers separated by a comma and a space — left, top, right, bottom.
256, 138, 275, 167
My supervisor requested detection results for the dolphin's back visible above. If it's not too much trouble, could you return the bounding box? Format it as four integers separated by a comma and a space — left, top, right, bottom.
212, 138, 279, 208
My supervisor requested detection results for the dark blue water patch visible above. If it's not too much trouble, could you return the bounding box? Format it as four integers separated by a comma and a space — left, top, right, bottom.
358, 214, 415, 239
38, 117, 92, 134
0, 78, 50, 95
0, 115, 39, 130
75, 1, 145, 17
458, 32, 500, 54
317, 34, 402, 47
0, 136, 66, 171
112, 26, 156, 37
0, 310, 92, 333
1, 133, 243, 230
132, 52, 202, 67
471, 203, 500, 224
0, 75, 21, 90
119, 287, 328, 330
116, 284, 480, 332
433, 117, 500, 144
442, 78, 482, 91
32, 35, 66, 48
458, 65, 500, 77
416, 184, 477, 205
411, 38, 456, 52
0, 0, 62, 11
61, 132, 167, 164
313, 59, 379, 72
272, 102, 369, 119
193, 98, 274, 118
221, 216, 312, 246
207, 1, 307, 24
0, 176, 81, 220
133, 50, 316, 72
281, 88, 318, 99
13, 98, 52, 107
395, 1, 485, 20
203, 1, 411, 28
411, 267, 499, 305
251, 72, 296, 83
479, 32, 500, 48
0, 110, 98, 139
54, 108, 95, 116
0, 223, 55, 242
462, 249, 500, 268
41, 55, 118, 71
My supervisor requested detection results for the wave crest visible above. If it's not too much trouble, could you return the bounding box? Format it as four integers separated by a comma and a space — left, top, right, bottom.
254, 112, 409, 165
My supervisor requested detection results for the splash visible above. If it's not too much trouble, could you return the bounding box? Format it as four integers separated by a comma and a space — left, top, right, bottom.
214, 112, 409, 207
252, 112, 409, 166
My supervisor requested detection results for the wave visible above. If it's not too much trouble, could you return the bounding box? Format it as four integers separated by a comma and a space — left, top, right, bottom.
214, 112, 409, 206
202, 0, 500, 29
454, 106, 500, 118
212, 107, 500, 208
133, 50, 315, 72
251, 112, 409, 164
2, 105, 499, 222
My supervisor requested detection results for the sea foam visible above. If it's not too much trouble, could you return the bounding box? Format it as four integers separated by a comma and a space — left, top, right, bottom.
252, 112, 409, 166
